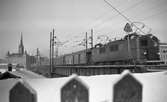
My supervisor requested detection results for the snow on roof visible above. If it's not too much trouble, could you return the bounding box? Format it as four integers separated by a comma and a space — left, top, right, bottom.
0, 71, 167, 102
0, 69, 45, 79
11, 69, 46, 79
61, 74, 89, 90
13, 79, 37, 94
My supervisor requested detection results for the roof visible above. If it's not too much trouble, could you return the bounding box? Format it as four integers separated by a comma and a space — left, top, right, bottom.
0, 71, 167, 102
0, 69, 45, 80
11, 69, 46, 79
0, 71, 21, 80
7, 53, 24, 57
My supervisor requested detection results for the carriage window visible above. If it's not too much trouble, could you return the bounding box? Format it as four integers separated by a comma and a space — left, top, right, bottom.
110, 44, 119, 52
99, 47, 106, 54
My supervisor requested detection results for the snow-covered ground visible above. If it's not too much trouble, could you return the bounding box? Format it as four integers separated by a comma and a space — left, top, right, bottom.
0, 71, 167, 102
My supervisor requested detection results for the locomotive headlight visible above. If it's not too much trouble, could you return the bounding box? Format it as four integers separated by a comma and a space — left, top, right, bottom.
143, 51, 147, 55
157, 52, 160, 55
143, 50, 148, 60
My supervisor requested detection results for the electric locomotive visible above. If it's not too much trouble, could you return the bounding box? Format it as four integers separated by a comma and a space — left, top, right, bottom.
91, 33, 159, 65
55, 33, 160, 65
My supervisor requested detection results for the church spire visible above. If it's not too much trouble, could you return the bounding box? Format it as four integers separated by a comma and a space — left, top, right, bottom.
20, 32, 23, 46
18, 32, 24, 55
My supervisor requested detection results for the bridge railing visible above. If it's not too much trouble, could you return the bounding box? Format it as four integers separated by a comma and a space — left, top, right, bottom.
9, 71, 142, 102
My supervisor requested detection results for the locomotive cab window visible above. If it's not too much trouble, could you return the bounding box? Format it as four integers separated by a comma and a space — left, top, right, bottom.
110, 44, 119, 52
140, 39, 148, 46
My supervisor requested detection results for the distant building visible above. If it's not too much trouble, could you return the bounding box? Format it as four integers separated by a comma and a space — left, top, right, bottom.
159, 43, 167, 64
6, 34, 36, 69
30, 48, 49, 67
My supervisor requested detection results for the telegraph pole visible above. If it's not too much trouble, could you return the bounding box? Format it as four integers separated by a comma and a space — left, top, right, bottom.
136, 36, 140, 62
90, 29, 93, 48
52, 29, 55, 70
49, 28, 56, 77
50, 32, 52, 77
36, 48, 41, 65
86, 32, 88, 51
55, 46, 58, 58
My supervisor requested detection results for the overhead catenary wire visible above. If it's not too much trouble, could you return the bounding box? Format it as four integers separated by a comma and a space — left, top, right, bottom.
87, 0, 164, 34
64, 0, 146, 48
104, 0, 147, 35
78, 0, 145, 48
90, 0, 144, 29
58, 0, 157, 51
100, 0, 166, 34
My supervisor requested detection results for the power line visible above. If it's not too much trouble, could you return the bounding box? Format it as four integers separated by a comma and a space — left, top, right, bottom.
89, 0, 144, 30
99, 0, 166, 34
90, 0, 166, 32
104, 0, 147, 34
69, 0, 145, 47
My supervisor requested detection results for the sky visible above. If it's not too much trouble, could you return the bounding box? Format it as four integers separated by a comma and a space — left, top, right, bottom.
0, 0, 167, 58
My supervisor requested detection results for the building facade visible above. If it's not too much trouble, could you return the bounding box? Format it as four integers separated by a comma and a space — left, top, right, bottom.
6, 34, 36, 69
159, 43, 167, 64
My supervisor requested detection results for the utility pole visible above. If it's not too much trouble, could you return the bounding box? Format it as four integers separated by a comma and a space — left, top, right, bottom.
90, 29, 93, 49
50, 32, 52, 77
49, 28, 56, 77
52, 29, 55, 71
36, 48, 41, 66
55, 46, 58, 58
85, 32, 88, 51
136, 36, 140, 62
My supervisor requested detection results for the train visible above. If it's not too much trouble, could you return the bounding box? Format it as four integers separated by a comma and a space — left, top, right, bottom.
55, 33, 160, 66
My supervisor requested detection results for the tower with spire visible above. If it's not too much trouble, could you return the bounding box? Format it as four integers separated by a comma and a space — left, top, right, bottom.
18, 33, 24, 55
6, 32, 37, 69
